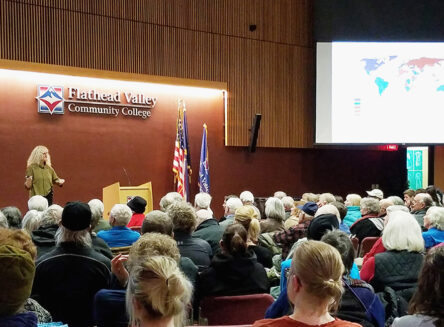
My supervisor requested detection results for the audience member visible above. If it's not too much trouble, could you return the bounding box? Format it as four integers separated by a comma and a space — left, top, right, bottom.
331, 201, 350, 234
0, 229, 52, 324
378, 199, 394, 218
0, 211, 8, 228
274, 202, 317, 259
317, 192, 336, 207
360, 211, 424, 316
89, 199, 111, 233
422, 206, 444, 249
97, 204, 140, 247
235, 205, 273, 268
334, 195, 344, 203
220, 194, 240, 222
239, 190, 262, 217
31, 204, 62, 258
1, 206, 22, 229
387, 196, 404, 206
343, 194, 362, 227
126, 196, 147, 227
425, 185, 443, 207
274, 191, 287, 199
302, 192, 319, 203
266, 231, 385, 327
27, 195, 48, 211
392, 246, 444, 327
284, 200, 305, 229
22, 209, 42, 234
197, 223, 268, 299
126, 256, 193, 327
403, 189, 416, 210
159, 192, 183, 212
261, 197, 285, 233
220, 197, 243, 230
32, 201, 111, 327
193, 193, 223, 255
254, 241, 360, 327
94, 233, 197, 327
411, 193, 433, 229
350, 197, 383, 242
141, 210, 173, 235
168, 201, 212, 270
282, 196, 294, 220
367, 189, 384, 200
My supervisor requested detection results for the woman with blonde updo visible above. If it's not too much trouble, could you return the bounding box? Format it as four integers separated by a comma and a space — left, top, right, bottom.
25, 145, 65, 205
235, 205, 273, 267
126, 255, 193, 327
254, 241, 360, 327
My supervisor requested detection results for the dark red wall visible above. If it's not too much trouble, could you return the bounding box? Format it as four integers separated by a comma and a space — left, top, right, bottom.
0, 69, 407, 218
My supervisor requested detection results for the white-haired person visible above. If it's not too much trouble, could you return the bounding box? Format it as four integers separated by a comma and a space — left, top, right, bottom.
281, 196, 294, 220
360, 211, 424, 306
422, 206, 444, 249
411, 193, 434, 230
274, 191, 287, 199
220, 196, 243, 230
21, 210, 42, 234
1, 206, 22, 229
239, 190, 261, 217
30, 204, 62, 258
378, 198, 394, 219
97, 204, 140, 247
193, 192, 223, 255
254, 241, 361, 327
25, 145, 65, 206
89, 198, 111, 233
159, 192, 183, 212
343, 194, 362, 227
126, 255, 193, 327
350, 197, 383, 242
260, 197, 285, 233
317, 192, 336, 208
28, 195, 48, 212
32, 201, 111, 326
360, 205, 410, 266
0, 211, 8, 228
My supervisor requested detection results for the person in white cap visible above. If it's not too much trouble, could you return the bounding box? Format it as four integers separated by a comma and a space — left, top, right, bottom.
366, 189, 384, 200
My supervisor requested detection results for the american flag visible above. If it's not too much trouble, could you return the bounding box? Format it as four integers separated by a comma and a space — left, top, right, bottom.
172, 102, 191, 201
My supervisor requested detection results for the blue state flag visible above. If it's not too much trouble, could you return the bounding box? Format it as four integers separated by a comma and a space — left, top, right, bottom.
199, 124, 210, 193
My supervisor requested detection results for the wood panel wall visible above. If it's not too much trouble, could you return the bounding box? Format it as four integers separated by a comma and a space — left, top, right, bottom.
0, 0, 313, 148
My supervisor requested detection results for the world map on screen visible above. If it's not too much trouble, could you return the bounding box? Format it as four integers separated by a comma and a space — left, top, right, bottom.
361, 56, 444, 95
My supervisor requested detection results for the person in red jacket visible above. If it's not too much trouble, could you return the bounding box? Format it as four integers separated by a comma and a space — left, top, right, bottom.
127, 196, 147, 227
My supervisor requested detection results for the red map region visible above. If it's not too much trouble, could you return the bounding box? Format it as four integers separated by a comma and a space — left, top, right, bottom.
407, 57, 443, 70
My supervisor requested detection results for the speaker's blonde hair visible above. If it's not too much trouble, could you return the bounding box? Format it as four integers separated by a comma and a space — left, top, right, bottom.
27, 145, 51, 167
126, 256, 192, 326
289, 240, 344, 312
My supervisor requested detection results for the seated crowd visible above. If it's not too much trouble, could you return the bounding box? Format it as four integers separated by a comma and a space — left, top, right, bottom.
0, 186, 443, 327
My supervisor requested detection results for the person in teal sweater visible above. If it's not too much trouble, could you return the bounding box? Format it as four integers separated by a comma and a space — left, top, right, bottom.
343, 194, 362, 227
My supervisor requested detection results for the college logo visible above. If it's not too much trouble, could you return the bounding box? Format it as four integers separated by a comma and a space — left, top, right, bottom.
36, 86, 64, 114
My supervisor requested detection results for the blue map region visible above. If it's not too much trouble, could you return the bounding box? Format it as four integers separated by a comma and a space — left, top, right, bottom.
375, 77, 389, 95
361, 59, 384, 74
437, 85, 444, 92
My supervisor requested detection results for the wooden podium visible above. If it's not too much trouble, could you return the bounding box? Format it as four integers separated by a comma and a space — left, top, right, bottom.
102, 181, 153, 220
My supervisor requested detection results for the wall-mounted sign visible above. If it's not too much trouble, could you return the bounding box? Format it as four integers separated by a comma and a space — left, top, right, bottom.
36, 85, 157, 119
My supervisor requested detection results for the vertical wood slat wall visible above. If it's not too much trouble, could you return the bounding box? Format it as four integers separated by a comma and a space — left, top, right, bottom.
0, 0, 313, 148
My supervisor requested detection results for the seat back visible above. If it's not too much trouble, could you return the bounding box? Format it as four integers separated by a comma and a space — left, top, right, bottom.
129, 226, 142, 233
111, 246, 131, 256
359, 236, 379, 257
351, 237, 360, 256
200, 294, 274, 325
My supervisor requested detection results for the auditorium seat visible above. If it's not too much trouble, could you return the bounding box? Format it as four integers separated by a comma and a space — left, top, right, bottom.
129, 226, 142, 234
110, 246, 131, 256
358, 237, 379, 257
199, 294, 274, 325
351, 237, 359, 256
